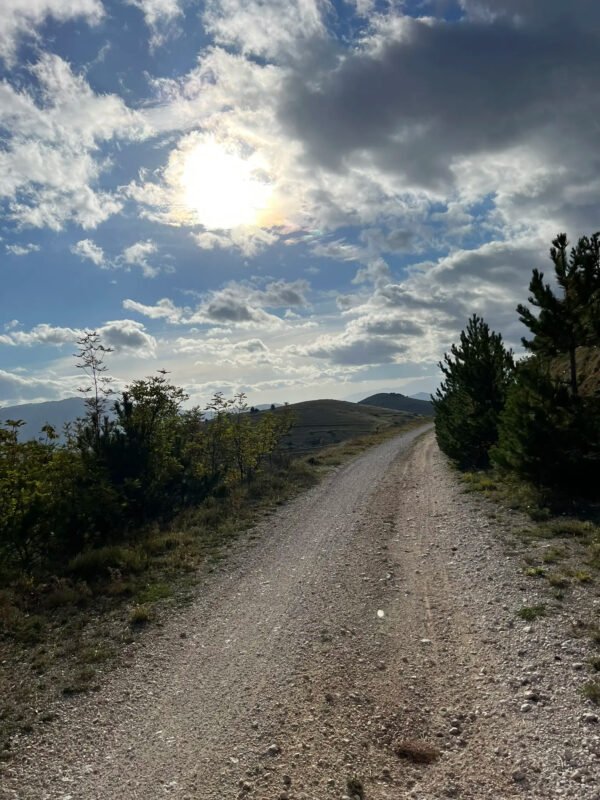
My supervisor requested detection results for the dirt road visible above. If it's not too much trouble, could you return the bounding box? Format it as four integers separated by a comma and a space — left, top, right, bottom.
2, 429, 598, 799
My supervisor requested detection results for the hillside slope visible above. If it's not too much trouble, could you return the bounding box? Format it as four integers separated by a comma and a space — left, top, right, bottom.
358, 391, 434, 416
273, 398, 417, 454
551, 346, 600, 396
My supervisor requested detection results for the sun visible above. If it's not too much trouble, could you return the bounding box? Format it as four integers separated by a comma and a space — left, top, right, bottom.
176, 139, 274, 230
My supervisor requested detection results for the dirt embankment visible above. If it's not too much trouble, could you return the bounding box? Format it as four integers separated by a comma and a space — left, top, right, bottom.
2, 428, 599, 799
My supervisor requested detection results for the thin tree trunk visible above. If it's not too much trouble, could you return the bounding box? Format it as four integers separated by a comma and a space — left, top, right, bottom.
569, 347, 578, 396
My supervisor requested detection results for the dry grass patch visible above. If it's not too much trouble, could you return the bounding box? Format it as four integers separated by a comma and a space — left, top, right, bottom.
395, 739, 440, 764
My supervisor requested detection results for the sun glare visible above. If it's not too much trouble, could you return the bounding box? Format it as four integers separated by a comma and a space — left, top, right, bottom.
177, 140, 274, 230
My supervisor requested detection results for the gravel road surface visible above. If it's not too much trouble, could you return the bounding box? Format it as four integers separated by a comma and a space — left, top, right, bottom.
2, 428, 599, 799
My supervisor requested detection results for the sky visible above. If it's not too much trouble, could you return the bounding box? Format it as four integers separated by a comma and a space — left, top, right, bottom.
1, 0, 599, 408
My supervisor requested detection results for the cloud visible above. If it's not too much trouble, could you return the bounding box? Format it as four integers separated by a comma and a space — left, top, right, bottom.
5, 242, 39, 256
311, 239, 366, 262
126, 0, 183, 47
124, 279, 310, 329
70, 239, 161, 277
0, 0, 104, 65
0, 53, 149, 230
273, 7, 600, 247
98, 319, 158, 356
71, 238, 107, 267
119, 240, 160, 278
1, 323, 81, 347
0, 368, 74, 404
202, 0, 328, 60
301, 333, 405, 367
122, 297, 183, 323
352, 258, 392, 288
0, 319, 157, 358
257, 280, 309, 308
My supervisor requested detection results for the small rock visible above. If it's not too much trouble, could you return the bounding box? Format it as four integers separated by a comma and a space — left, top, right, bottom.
266, 744, 281, 756
520, 703, 532, 713
512, 769, 527, 783
582, 713, 598, 724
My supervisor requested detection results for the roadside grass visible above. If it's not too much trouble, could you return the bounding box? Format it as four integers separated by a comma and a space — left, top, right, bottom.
460, 469, 600, 584
581, 681, 600, 705
0, 418, 427, 757
460, 466, 600, 659
516, 604, 546, 622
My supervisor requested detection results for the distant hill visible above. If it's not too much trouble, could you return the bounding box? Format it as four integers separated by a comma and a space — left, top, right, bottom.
410, 392, 433, 402
0, 397, 85, 440
271, 398, 418, 454
358, 392, 434, 416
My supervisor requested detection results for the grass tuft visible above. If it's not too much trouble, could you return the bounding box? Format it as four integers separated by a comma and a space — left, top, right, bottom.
516, 605, 546, 621
129, 604, 152, 627
581, 681, 600, 704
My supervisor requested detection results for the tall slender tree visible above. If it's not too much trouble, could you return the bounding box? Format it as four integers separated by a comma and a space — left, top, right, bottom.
74, 331, 114, 447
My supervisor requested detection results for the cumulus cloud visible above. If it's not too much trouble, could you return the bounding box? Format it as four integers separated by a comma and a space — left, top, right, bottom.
98, 319, 157, 356
0, 53, 149, 230
0, 0, 104, 64
0, 323, 81, 347
0, 319, 157, 358
71, 239, 107, 267
122, 297, 183, 323
301, 334, 405, 367
119, 240, 160, 278
126, 0, 183, 47
70, 239, 162, 277
202, 0, 328, 60
124, 279, 310, 330
5, 242, 39, 256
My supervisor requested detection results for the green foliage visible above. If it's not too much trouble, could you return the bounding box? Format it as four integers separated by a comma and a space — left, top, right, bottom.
516, 605, 546, 621
439, 232, 599, 496
0, 354, 293, 579
492, 358, 600, 494
434, 315, 514, 467
517, 233, 600, 395
493, 233, 600, 497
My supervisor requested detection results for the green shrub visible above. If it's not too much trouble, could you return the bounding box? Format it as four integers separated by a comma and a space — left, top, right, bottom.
68, 546, 146, 580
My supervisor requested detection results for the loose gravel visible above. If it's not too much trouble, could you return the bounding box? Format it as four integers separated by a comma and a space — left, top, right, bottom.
1, 429, 599, 799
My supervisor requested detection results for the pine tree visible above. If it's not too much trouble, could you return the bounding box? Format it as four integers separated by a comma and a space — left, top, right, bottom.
434, 315, 514, 468
517, 232, 600, 395
492, 359, 600, 495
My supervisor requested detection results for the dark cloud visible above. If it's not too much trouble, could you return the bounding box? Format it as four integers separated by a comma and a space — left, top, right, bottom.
205, 292, 255, 322
258, 279, 309, 307
279, 11, 600, 190
305, 335, 406, 366
359, 317, 424, 337
99, 320, 157, 356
